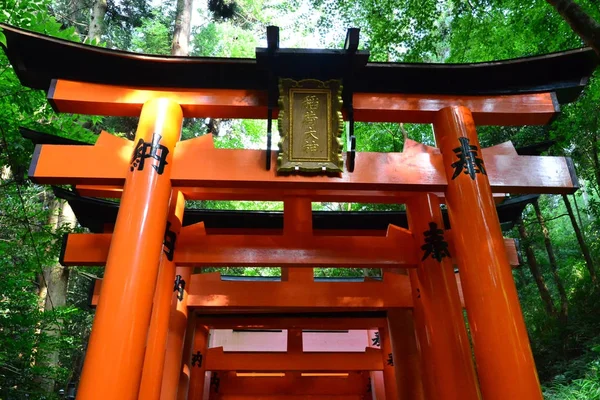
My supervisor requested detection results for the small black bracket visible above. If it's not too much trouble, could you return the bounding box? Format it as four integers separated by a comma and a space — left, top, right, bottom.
173, 275, 186, 301
265, 26, 279, 171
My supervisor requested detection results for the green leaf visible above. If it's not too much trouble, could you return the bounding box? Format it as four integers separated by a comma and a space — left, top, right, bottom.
0, 30, 6, 49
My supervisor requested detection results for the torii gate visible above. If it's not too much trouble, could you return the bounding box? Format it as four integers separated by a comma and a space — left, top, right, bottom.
2, 23, 597, 400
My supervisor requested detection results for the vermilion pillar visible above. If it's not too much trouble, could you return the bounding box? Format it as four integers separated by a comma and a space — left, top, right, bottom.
378, 325, 398, 400
77, 99, 183, 400
386, 309, 424, 400
187, 324, 210, 400
367, 329, 386, 400
434, 106, 543, 399
140, 191, 185, 400
175, 312, 196, 400
406, 193, 481, 400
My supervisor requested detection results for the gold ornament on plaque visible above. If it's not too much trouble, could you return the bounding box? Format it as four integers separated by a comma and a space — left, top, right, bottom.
277, 78, 343, 173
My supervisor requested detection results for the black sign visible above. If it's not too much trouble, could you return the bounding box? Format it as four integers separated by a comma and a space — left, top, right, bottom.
371, 332, 380, 347
191, 351, 203, 368
210, 372, 220, 393
386, 353, 394, 367
130, 132, 169, 175
421, 222, 450, 262
163, 221, 177, 261
451, 137, 486, 180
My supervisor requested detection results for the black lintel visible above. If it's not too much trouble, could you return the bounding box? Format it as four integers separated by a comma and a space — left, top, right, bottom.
52, 186, 538, 234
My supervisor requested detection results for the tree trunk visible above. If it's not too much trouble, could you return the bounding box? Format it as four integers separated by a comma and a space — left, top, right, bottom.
545, 0, 600, 55
37, 199, 76, 392
70, 0, 89, 36
592, 132, 600, 192
562, 194, 598, 284
88, 0, 107, 44
517, 217, 557, 317
171, 0, 194, 56
532, 200, 568, 324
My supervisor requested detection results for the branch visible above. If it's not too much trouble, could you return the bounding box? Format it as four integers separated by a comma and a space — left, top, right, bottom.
524, 213, 569, 227
545, 0, 600, 54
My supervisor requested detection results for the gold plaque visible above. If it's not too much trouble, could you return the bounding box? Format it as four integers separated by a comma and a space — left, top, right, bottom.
277, 79, 343, 173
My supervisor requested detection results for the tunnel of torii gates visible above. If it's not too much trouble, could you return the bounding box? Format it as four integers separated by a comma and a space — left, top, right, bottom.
1, 22, 598, 400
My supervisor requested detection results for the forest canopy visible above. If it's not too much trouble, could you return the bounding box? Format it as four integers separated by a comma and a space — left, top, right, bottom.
2, 0, 600, 399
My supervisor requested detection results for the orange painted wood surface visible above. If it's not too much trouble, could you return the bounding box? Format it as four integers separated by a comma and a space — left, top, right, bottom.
139, 191, 185, 400
71, 138, 510, 201
50, 79, 557, 125
61, 225, 418, 268
353, 92, 557, 125
194, 316, 387, 330
385, 310, 424, 400
187, 325, 210, 400
406, 194, 481, 399
435, 106, 543, 400
30, 143, 577, 195
204, 347, 383, 371
76, 99, 183, 400
60, 232, 520, 267
161, 265, 193, 400
215, 372, 369, 396
216, 396, 363, 400
91, 272, 413, 310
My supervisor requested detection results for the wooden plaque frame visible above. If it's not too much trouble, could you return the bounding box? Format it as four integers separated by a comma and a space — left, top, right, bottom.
277, 78, 343, 173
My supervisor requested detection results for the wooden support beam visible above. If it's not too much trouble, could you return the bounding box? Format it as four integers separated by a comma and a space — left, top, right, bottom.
216, 396, 364, 400
29, 137, 578, 194
214, 371, 370, 396
204, 347, 383, 371
60, 230, 520, 267
72, 138, 510, 202
91, 272, 413, 310
49, 79, 558, 125
61, 223, 418, 268
193, 315, 388, 330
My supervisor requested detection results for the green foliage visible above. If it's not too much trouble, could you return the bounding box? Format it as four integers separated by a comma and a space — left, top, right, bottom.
2, 0, 600, 397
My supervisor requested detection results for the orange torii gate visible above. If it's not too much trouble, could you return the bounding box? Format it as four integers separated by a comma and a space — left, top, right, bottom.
2, 23, 597, 400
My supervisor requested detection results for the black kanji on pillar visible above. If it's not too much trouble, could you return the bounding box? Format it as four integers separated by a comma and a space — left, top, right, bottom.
386, 353, 394, 367
173, 275, 186, 301
210, 372, 220, 393
130, 132, 169, 175
450, 137, 486, 180
421, 222, 451, 262
163, 221, 177, 261
191, 351, 203, 367
371, 332, 380, 347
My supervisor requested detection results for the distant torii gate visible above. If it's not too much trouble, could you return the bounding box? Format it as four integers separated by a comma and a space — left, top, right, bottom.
2, 23, 596, 400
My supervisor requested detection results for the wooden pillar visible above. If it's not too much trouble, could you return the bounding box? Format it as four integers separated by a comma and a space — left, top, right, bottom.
77, 99, 182, 400
140, 191, 186, 400
406, 193, 481, 399
160, 265, 193, 400
187, 324, 210, 400
367, 329, 386, 400
433, 106, 543, 400
175, 312, 196, 400
386, 309, 424, 400
378, 325, 398, 400
282, 197, 313, 282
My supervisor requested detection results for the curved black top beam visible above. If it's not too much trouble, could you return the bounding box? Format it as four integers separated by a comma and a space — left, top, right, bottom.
1, 24, 597, 104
